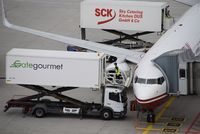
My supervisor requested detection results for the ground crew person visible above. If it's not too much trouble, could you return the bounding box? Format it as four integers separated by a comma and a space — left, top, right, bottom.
114, 62, 121, 79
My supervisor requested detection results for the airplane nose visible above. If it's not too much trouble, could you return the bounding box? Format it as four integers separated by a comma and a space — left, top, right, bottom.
134, 82, 167, 102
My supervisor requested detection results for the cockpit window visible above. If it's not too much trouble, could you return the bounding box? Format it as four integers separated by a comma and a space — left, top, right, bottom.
135, 77, 146, 84
158, 77, 165, 84
147, 79, 157, 84
135, 76, 165, 85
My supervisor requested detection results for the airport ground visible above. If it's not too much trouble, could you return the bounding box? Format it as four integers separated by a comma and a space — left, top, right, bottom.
0, 0, 200, 134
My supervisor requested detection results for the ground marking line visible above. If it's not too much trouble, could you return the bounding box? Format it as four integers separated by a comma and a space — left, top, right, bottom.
142, 96, 176, 134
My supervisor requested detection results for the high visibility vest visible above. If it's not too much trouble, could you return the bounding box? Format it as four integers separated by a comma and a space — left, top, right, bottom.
115, 68, 120, 76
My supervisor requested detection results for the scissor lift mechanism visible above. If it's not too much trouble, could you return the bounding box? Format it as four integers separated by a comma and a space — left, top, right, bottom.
4, 85, 127, 120
4, 85, 89, 117
81, 28, 153, 46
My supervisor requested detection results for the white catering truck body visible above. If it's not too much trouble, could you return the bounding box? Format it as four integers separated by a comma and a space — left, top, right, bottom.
5, 48, 127, 120
6, 48, 105, 88
80, 0, 168, 31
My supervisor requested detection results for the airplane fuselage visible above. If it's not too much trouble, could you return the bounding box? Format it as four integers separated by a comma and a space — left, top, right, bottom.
133, 3, 200, 110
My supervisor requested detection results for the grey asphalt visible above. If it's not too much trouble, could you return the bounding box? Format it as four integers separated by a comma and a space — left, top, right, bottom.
0, 0, 199, 134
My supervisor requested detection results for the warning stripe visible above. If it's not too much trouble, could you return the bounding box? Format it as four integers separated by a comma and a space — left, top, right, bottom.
185, 113, 200, 134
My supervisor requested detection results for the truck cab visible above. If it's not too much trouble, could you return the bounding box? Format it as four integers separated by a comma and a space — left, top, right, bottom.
102, 86, 127, 120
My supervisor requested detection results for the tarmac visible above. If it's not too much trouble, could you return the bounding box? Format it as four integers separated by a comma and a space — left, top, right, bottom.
0, 0, 200, 134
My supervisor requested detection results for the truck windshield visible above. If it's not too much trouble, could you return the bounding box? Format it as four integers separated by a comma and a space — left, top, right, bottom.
121, 90, 127, 103
109, 92, 120, 102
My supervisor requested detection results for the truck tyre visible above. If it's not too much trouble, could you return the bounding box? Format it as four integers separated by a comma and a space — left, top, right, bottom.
34, 108, 46, 118
101, 109, 112, 120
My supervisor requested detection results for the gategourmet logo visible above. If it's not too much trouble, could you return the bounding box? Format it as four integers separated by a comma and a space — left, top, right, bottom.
10, 60, 63, 70
95, 8, 116, 25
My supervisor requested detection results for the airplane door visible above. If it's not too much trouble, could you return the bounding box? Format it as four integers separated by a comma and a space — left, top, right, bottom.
178, 60, 187, 95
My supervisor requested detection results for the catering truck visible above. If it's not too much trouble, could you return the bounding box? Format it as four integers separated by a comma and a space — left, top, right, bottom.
4, 48, 127, 120
80, 0, 173, 32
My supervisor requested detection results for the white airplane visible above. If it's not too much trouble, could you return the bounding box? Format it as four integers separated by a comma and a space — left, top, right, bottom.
1, 0, 200, 122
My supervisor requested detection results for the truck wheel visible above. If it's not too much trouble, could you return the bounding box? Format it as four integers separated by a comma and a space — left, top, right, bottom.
34, 108, 45, 118
101, 109, 112, 120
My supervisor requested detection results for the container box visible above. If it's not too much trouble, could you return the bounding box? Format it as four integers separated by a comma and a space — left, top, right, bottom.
80, 0, 168, 31
6, 48, 105, 88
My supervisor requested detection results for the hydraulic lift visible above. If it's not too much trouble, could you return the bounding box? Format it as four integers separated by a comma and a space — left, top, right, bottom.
4, 85, 127, 120
4, 85, 84, 117
80, 28, 154, 62
81, 28, 153, 45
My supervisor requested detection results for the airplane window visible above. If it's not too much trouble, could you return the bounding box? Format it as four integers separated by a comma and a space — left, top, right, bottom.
136, 78, 146, 84
146, 77, 165, 85
179, 69, 186, 78
158, 77, 165, 84
135, 76, 164, 85
147, 79, 157, 84
134, 76, 138, 83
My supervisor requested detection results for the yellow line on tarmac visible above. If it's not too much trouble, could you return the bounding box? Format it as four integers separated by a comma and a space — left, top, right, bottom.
142, 96, 176, 134
136, 127, 161, 131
